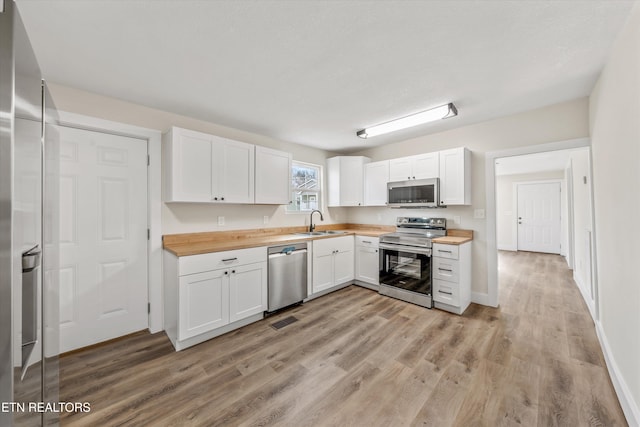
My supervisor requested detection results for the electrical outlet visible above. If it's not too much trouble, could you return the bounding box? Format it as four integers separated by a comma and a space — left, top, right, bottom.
473, 209, 485, 219
218, 216, 225, 226
453, 215, 461, 225
263, 215, 269, 225
377, 214, 382, 221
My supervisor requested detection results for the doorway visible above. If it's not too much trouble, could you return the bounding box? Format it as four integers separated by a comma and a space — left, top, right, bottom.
486, 138, 599, 320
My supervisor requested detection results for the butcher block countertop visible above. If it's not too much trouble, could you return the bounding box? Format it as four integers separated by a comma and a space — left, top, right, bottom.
163, 223, 395, 257
432, 229, 474, 245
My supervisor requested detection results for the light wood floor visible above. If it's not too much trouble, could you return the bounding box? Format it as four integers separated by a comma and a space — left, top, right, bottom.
59, 251, 627, 426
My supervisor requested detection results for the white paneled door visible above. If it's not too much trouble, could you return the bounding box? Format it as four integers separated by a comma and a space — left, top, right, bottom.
58, 126, 148, 353
517, 182, 561, 254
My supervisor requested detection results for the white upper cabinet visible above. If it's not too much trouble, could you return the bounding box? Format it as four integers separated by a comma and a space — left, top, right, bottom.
327, 156, 370, 207
364, 160, 389, 206
254, 146, 292, 204
389, 152, 439, 182
439, 147, 471, 205
216, 137, 255, 203
163, 127, 214, 202
163, 126, 254, 203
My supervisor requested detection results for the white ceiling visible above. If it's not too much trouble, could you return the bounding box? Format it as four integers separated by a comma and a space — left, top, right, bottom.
15, 0, 637, 153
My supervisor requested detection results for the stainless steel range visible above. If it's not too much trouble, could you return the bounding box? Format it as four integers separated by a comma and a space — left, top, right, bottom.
379, 217, 447, 308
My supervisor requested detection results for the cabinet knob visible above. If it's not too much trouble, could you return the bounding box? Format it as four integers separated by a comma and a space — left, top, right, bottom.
407, 176, 410, 180
224, 271, 228, 275
221, 197, 225, 201
412, 176, 415, 179
231, 269, 236, 274
214, 197, 218, 201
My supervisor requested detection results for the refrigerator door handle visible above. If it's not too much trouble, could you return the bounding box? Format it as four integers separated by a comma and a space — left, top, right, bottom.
20, 245, 40, 380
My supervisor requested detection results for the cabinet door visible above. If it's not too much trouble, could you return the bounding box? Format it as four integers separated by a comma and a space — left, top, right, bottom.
229, 262, 267, 323
178, 269, 229, 340
439, 147, 470, 205
389, 157, 413, 182
166, 128, 213, 202
413, 152, 439, 179
355, 246, 379, 285
255, 146, 291, 204
334, 248, 354, 285
215, 137, 255, 203
339, 156, 367, 206
312, 252, 334, 293
364, 161, 389, 206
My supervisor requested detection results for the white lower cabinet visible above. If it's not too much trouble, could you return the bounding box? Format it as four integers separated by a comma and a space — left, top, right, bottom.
355, 236, 379, 289
312, 236, 354, 294
229, 262, 268, 322
178, 269, 229, 340
164, 246, 267, 351
432, 242, 471, 315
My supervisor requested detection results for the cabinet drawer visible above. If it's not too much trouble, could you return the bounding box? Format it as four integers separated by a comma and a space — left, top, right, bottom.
432, 243, 459, 260
355, 235, 379, 247
433, 257, 459, 283
433, 279, 460, 306
179, 246, 267, 276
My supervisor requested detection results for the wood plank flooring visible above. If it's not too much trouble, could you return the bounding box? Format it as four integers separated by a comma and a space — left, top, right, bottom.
59, 251, 627, 426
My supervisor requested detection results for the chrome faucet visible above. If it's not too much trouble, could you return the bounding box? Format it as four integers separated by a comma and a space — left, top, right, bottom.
309, 209, 324, 232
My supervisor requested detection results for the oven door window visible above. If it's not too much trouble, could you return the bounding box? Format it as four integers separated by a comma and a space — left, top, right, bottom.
380, 248, 431, 296
388, 184, 435, 205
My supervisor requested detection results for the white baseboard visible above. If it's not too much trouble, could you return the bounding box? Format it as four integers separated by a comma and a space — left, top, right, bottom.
471, 292, 493, 307
596, 321, 639, 427
573, 271, 596, 321
497, 243, 517, 251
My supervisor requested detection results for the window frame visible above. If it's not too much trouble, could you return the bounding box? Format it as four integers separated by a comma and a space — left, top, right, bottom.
286, 160, 323, 214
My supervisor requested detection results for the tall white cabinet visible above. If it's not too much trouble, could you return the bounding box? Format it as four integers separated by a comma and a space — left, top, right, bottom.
327, 156, 370, 206
255, 146, 292, 204
364, 161, 389, 206
439, 147, 471, 206
163, 126, 255, 203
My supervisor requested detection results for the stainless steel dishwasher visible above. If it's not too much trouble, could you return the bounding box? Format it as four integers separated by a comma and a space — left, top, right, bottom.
268, 243, 308, 312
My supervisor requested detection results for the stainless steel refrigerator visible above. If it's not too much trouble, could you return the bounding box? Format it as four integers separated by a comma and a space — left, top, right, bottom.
1, 1, 60, 425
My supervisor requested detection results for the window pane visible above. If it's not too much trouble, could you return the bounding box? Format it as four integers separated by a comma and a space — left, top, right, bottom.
288, 162, 321, 212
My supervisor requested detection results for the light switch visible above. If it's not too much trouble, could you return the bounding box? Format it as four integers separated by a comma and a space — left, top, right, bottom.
218, 216, 225, 226
474, 209, 485, 219
453, 215, 461, 225
263, 215, 269, 225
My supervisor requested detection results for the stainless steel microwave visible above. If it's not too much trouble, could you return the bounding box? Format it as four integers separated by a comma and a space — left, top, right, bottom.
387, 178, 440, 208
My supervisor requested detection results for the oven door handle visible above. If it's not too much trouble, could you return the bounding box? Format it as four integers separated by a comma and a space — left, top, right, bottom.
379, 243, 432, 256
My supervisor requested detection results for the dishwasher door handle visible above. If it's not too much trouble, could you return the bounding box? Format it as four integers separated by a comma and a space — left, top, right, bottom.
269, 249, 307, 259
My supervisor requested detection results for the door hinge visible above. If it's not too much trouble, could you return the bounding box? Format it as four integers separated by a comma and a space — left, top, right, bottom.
147, 155, 150, 166
148, 303, 151, 314
147, 229, 150, 240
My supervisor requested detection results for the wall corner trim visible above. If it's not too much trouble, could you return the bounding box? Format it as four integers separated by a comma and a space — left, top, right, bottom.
596, 321, 640, 427
471, 292, 494, 307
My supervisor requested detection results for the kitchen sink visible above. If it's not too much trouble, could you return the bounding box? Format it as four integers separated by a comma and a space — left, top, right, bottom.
294, 230, 347, 236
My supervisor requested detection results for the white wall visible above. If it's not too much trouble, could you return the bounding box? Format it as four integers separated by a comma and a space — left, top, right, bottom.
589, 3, 640, 423
46, 83, 347, 234
495, 171, 564, 252
348, 98, 590, 297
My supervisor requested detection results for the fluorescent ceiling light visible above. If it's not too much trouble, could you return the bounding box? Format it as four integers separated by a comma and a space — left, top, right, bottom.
357, 103, 458, 139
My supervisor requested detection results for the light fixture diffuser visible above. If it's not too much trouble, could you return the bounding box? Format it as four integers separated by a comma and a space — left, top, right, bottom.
357, 102, 458, 139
